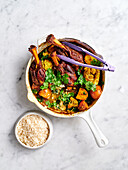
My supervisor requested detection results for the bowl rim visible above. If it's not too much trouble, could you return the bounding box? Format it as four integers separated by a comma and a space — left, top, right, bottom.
15, 111, 53, 149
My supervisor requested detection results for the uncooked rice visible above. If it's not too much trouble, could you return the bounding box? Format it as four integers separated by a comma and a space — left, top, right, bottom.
17, 114, 49, 147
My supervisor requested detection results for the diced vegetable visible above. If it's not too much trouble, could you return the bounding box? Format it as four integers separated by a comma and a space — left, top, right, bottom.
67, 87, 72, 91
84, 54, 95, 65
90, 85, 102, 99
39, 88, 52, 99
84, 67, 100, 86
51, 94, 58, 100
42, 59, 52, 70
93, 70, 100, 85
78, 101, 89, 111
76, 88, 88, 100
59, 101, 66, 111
68, 97, 78, 109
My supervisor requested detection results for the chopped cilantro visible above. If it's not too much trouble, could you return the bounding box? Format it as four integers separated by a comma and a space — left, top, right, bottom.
85, 81, 96, 91
41, 55, 49, 61
32, 89, 38, 94
50, 85, 56, 91
57, 92, 74, 104
91, 59, 101, 66
56, 71, 62, 80
74, 74, 84, 85
36, 97, 43, 102
60, 89, 64, 95
53, 89, 58, 94
44, 69, 63, 91
40, 82, 48, 90
39, 48, 49, 60
74, 70, 96, 91
45, 101, 51, 108
45, 101, 57, 108
62, 73, 69, 84
67, 92, 74, 98
77, 69, 81, 75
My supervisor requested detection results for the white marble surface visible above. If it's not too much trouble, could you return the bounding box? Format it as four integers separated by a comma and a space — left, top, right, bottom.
0, 0, 128, 169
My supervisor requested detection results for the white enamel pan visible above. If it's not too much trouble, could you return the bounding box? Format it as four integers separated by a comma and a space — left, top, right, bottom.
26, 36, 109, 148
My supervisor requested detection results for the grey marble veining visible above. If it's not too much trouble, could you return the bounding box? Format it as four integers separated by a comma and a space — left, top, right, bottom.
0, 0, 128, 169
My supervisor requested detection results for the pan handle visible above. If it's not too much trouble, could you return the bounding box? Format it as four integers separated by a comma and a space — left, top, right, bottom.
78, 110, 109, 147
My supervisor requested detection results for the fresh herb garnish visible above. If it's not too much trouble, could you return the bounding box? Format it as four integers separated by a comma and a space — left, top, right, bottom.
74, 74, 85, 85
58, 92, 74, 104
91, 59, 101, 66
85, 81, 96, 91
45, 69, 62, 88
40, 82, 49, 90
77, 66, 83, 75
36, 97, 43, 102
60, 89, 64, 95
32, 89, 38, 94
74, 71, 96, 91
45, 101, 51, 108
41, 69, 68, 92
45, 101, 57, 108
41, 55, 49, 61
62, 73, 69, 84
39, 49, 49, 60
50, 85, 56, 91
56, 71, 62, 80
77, 70, 81, 75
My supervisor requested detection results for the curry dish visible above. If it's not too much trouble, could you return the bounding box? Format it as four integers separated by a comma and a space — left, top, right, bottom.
29, 34, 104, 114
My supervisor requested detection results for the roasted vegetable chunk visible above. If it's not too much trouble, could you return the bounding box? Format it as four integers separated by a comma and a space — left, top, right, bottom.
78, 101, 89, 111
84, 54, 95, 65
42, 59, 53, 70
90, 85, 102, 100
76, 88, 88, 100
60, 101, 66, 111
39, 88, 52, 99
68, 97, 78, 109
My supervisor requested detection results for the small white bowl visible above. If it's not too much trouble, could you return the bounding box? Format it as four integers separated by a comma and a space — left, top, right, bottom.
15, 111, 53, 149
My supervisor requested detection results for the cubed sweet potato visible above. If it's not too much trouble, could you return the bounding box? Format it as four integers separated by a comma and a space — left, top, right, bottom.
76, 88, 88, 100
78, 101, 89, 111
39, 88, 52, 99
